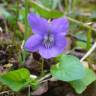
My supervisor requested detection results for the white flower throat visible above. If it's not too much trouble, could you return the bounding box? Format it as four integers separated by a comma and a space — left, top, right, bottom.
43, 33, 54, 48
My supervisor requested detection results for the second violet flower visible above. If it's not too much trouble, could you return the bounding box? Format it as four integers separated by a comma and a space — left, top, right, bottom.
24, 13, 69, 59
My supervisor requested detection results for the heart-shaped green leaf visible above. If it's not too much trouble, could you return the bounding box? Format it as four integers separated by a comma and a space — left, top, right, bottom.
51, 55, 85, 81
70, 68, 96, 94
0, 68, 32, 91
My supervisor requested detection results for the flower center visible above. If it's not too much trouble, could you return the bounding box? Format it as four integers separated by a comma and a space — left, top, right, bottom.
43, 33, 54, 48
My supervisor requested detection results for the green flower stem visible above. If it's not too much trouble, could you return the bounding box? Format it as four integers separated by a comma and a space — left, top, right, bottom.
65, 0, 69, 14
20, 0, 29, 64
87, 29, 92, 50
12, 0, 19, 41
28, 85, 31, 96
16, 0, 19, 25
68, 0, 72, 14
24, 0, 29, 40
67, 16, 96, 32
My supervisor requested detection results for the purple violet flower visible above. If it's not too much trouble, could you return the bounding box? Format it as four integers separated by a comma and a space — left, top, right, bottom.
24, 13, 69, 59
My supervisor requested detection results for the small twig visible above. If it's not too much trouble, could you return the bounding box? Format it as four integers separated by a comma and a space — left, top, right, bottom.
21, 40, 25, 50
0, 90, 10, 95
67, 16, 96, 32
30, 74, 37, 79
39, 78, 52, 83
80, 42, 96, 62
0, 27, 3, 33
39, 73, 51, 83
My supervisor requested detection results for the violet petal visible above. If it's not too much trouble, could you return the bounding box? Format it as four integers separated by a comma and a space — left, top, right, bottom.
39, 46, 64, 59
55, 35, 67, 50
51, 17, 69, 35
24, 34, 42, 52
28, 13, 48, 35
